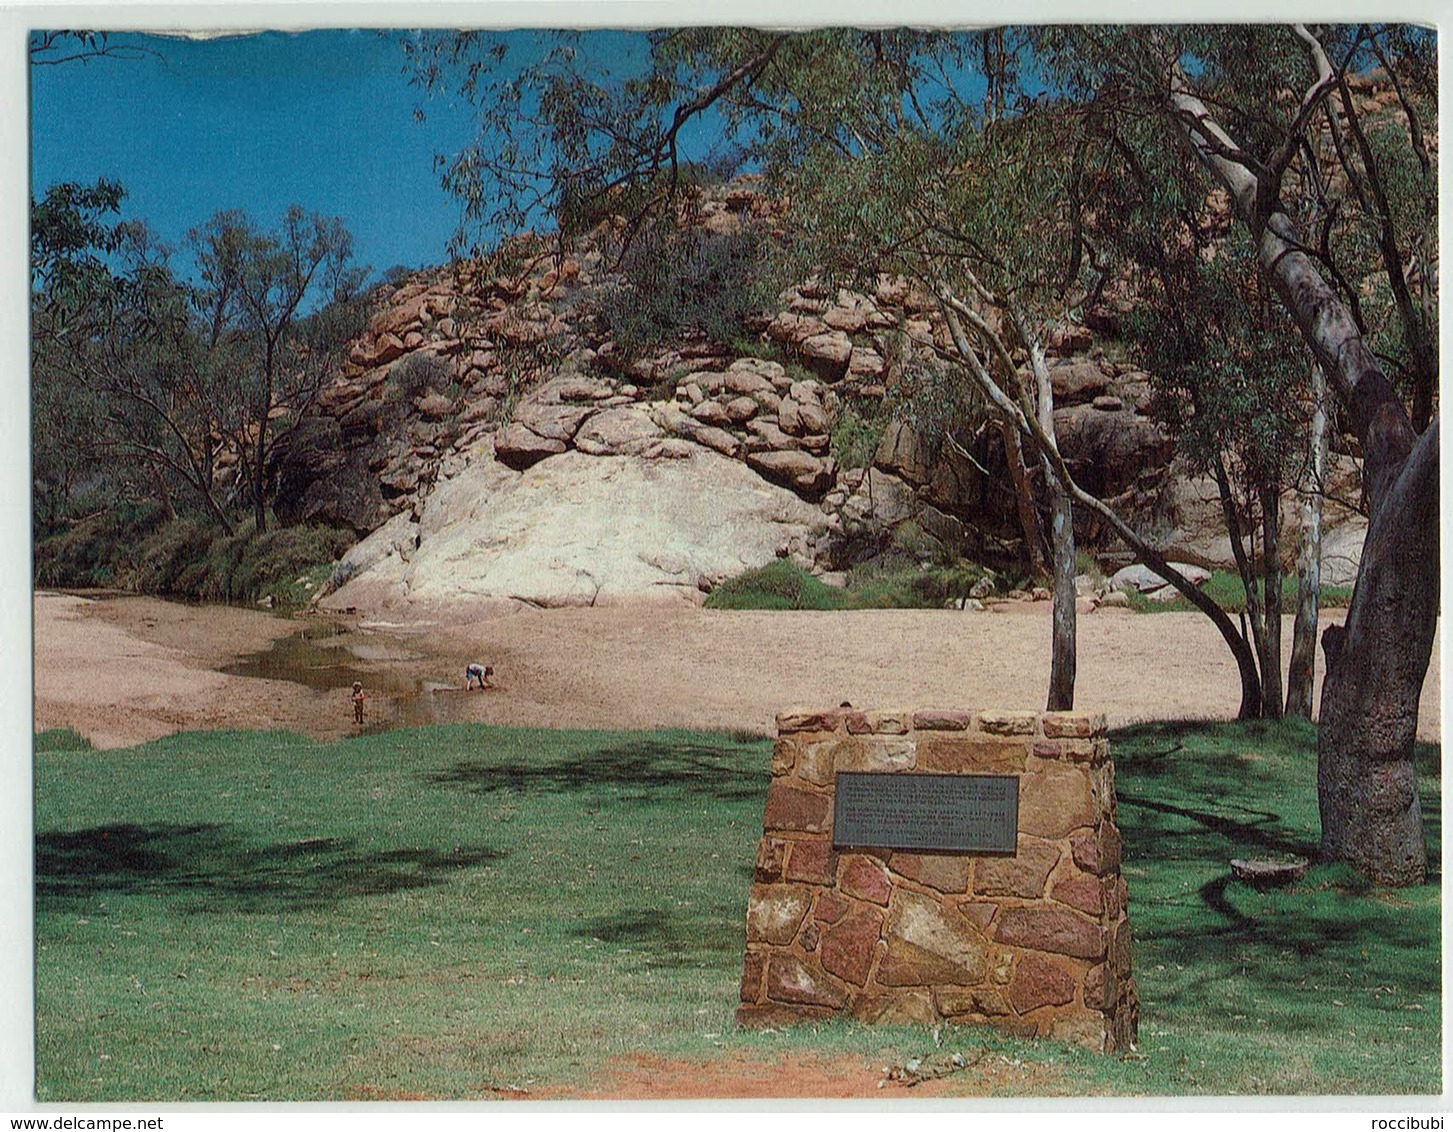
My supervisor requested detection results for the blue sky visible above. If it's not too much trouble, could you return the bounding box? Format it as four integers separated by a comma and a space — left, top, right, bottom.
30, 29, 503, 280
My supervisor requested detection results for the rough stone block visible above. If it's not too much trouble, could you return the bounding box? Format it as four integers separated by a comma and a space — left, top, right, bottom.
1009, 952, 1080, 1014
1058, 738, 1110, 766
850, 990, 937, 1026
957, 901, 998, 932
1084, 962, 1116, 1011
792, 736, 851, 786
1049, 1009, 1110, 1050
839, 855, 893, 905
833, 735, 916, 772
819, 907, 884, 987
935, 986, 1012, 1017
740, 949, 767, 1003
776, 709, 845, 734
1111, 920, 1134, 978
763, 782, 832, 833
878, 890, 988, 986
1070, 824, 1123, 876
995, 907, 1107, 961
865, 710, 910, 734
1042, 712, 1107, 739
754, 837, 787, 883
910, 710, 974, 731
974, 838, 1060, 899
1018, 765, 1097, 838
784, 838, 837, 885
1104, 876, 1128, 920
976, 710, 1039, 736
812, 889, 852, 926
917, 734, 1029, 774
1051, 874, 1105, 915
888, 852, 971, 894
766, 954, 847, 1008
746, 884, 812, 945
741, 706, 1131, 1052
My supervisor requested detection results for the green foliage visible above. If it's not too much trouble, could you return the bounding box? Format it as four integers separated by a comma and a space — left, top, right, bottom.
594, 226, 774, 362
705, 555, 995, 611
34, 510, 351, 607
387, 351, 456, 404
33, 718, 1440, 1099
170, 524, 355, 605
1124, 570, 1354, 615
34, 501, 170, 589
828, 403, 886, 471
703, 560, 849, 611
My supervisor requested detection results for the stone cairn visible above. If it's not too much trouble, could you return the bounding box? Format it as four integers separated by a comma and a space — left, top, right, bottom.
738, 707, 1138, 1053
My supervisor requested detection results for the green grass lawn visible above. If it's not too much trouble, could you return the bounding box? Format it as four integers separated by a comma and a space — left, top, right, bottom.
33, 718, 1440, 1100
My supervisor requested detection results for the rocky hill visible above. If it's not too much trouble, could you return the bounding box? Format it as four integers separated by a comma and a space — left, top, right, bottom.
274, 176, 1366, 618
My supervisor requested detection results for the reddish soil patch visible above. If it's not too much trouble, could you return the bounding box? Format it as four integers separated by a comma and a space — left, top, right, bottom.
526, 1049, 1064, 1100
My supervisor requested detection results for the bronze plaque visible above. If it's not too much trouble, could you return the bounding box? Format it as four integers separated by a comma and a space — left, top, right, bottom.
832, 772, 1018, 853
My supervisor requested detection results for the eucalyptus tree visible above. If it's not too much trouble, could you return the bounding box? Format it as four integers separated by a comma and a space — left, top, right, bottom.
31, 181, 235, 531
189, 207, 365, 533
1037, 23, 1438, 885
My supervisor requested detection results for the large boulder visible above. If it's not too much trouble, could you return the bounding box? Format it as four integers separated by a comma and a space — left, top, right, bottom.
322, 446, 832, 615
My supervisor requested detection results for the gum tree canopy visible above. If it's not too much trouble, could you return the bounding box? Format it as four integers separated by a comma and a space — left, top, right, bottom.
411, 23, 1437, 885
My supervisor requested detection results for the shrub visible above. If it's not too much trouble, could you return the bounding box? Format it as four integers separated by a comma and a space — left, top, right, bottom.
37, 505, 353, 609
829, 404, 886, 471
596, 227, 774, 361
707, 555, 996, 611
703, 560, 849, 611
1124, 569, 1355, 614
387, 352, 455, 404
34, 501, 167, 589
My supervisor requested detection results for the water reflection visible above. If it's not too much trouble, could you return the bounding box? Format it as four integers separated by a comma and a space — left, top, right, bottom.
225, 622, 481, 731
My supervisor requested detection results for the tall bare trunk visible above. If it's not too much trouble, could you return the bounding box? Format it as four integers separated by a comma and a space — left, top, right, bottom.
1169, 52, 1437, 883
1286, 365, 1327, 719
1027, 335, 1075, 711
1258, 481, 1283, 720
1317, 422, 1438, 885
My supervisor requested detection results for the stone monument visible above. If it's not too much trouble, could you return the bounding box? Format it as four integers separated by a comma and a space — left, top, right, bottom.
736, 707, 1138, 1053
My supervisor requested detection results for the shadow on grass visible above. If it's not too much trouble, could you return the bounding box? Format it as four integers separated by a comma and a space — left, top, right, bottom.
426, 736, 765, 803
36, 823, 505, 913
571, 905, 747, 969
1111, 718, 1442, 1004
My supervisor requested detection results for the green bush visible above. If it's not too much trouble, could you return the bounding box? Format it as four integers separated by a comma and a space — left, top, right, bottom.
387, 352, 455, 404
34, 501, 168, 589
1125, 569, 1354, 614
703, 560, 849, 610
36, 507, 352, 608
596, 227, 773, 361
845, 553, 991, 609
706, 556, 996, 611
829, 404, 886, 471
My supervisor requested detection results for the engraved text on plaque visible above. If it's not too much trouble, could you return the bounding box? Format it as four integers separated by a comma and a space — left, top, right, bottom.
832, 772, 1018, 853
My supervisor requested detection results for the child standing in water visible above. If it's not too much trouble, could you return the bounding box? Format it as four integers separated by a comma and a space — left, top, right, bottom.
351, 681, 366, 725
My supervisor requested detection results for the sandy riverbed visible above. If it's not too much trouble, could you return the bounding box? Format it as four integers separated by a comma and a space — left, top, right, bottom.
32, 590, 1442, 749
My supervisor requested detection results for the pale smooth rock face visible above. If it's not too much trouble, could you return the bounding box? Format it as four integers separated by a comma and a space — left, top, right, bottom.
325, 447, 828, 614
1109, 562, 1211, 593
